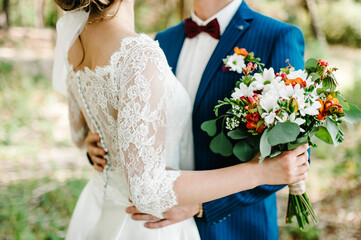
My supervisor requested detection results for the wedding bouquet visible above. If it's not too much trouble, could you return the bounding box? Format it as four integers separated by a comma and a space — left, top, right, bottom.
201, 48, 361, 229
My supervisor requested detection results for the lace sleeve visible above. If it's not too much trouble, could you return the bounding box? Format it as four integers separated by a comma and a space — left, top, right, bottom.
117, 41, 180, 218
67, 87, 89, 148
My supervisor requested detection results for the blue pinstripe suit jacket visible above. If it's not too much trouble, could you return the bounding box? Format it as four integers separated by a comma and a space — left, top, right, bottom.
155, 2, 305, 239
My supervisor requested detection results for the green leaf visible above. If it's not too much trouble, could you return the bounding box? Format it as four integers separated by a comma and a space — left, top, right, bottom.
342, 103, 361, 124
315, 126, 333, 144
260, 128, 271, 160
326, 118, 341, 146
305, 58, 318, 71
287, 136, 308, 150
269, 149, 282, 158
201, 119, 218, 137
336, 95, 350, 111
233, 141, 257, 162
210, 132, 233, 157
267, 122, 300, 146
310, 72, 321, 82
316, 88, 328, 95
227, 128, 248, 140
322, 79, 331, 90
280, 68, 290, 74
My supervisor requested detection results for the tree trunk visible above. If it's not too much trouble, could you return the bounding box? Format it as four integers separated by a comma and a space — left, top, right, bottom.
178, 0, 185, 20
0, 0, 10, 29
18, 0, 24, 26
304, 0, 327, 46
35, 0, 45, 28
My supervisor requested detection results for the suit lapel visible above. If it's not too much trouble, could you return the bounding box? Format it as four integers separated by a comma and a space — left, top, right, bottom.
193, 2, 254, 116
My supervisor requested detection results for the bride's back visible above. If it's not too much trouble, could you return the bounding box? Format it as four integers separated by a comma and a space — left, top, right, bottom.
64, 0, 137, 72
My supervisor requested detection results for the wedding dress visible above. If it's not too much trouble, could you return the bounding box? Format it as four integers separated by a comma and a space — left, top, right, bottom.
63, 31, 200, 239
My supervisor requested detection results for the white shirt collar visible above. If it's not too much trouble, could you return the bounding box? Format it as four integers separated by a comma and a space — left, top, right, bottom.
191, 0, 242, 35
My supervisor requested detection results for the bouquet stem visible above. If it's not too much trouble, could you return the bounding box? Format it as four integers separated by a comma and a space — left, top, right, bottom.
285, 181, 318, 230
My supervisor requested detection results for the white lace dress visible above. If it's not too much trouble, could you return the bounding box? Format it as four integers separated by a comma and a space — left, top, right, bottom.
65, 34, 200, 240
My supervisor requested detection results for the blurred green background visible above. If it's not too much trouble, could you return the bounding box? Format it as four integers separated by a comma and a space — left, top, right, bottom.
0, 0, 360, 239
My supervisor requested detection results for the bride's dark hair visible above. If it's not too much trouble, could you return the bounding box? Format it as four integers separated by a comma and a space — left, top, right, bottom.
54, 0, 118, 12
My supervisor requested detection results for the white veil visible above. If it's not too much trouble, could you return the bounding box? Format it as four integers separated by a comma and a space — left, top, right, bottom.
52, 10, 89, 97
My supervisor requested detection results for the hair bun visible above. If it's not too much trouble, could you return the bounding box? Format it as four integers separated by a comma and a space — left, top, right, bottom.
97, 0, 110, 5
55, 0, 114, 12
54, 0, 88, 11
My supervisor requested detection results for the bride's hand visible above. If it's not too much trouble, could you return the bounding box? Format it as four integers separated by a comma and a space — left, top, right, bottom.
126, 204, 200, 229
255, 144, 310, 186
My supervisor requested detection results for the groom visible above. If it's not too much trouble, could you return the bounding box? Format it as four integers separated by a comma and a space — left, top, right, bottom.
86, 0, 306, 239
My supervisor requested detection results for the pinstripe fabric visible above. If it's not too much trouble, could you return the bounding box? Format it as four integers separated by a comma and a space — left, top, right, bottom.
156, 1, 305, 239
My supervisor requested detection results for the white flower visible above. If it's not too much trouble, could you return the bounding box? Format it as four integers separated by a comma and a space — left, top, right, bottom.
263, 79, 283, 97
260, 94, 279, 112
262, 112, 276, 126
226, 53, 246, 74
279, 84, 305, 100
251, 68, 281, 91
231, 83, 254, 99
260, 94, 279, 126
300, 100, 322, 116
289, 113, 305, 132
275, 111, 289, 123
278, 84, 295, 99
289, 112, 306, 132
287, 70, 309, 81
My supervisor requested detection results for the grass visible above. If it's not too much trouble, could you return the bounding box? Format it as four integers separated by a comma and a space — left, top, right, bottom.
0, 178, 87, 240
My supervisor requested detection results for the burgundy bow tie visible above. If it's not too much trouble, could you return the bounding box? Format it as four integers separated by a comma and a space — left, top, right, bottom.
185, 18, 221, 39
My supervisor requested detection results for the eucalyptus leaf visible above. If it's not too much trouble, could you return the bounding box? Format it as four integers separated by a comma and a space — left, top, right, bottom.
227, 128, 248, 140
305, 58, 318, 71
322, 79, 331, 90
233, 141, 257, 162
267, 122, 300, 146
310, 72, 321, 82
288, 136, 308, 150
342, 103, 361, 124
210, 132, 233, 157
201, 119, 218, 137
326, 118, 341, 147
308, 127, 320, 138
260, 129, 271, 159
269, 149, 282, 158
336, 95, 350, 111
316, 88, 328, 95
315, 126, 333, 144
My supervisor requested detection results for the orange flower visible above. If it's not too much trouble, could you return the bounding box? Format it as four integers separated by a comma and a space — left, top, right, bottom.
324, 94, 339, 112
256, 123, 266, 134
246, 112, 261, 130
285, 77, 307, 88
234, 47, 249, 56
318, 99, 324, 112
317, 99, 327, 120
317, 95, 342, 120
246, 121, 258, 129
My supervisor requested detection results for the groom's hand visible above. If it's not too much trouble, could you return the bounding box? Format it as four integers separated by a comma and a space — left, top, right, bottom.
85, 131, 107, 172
126, 204, 200, 229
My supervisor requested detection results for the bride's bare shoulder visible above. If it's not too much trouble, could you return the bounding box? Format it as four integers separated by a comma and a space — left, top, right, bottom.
68, 24, 140, 71
68, 38, 84, 68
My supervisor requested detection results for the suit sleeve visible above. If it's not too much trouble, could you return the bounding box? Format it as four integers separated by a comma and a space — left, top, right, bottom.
202, 25, 307, 224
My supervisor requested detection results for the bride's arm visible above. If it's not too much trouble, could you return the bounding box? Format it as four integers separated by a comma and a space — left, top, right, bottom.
67, 87, 89, 148
118, 42, 309, 218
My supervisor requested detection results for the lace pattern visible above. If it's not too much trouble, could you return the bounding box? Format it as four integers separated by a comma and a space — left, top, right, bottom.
66, 34, 190, 218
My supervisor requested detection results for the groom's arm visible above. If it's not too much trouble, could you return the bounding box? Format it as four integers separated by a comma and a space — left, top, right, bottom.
201, 24, 307, 224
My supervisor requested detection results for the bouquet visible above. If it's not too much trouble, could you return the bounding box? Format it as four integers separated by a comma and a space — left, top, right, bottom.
201, 47, 361, 229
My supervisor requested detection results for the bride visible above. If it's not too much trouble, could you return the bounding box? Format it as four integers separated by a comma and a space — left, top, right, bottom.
52, 0, 310, 239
